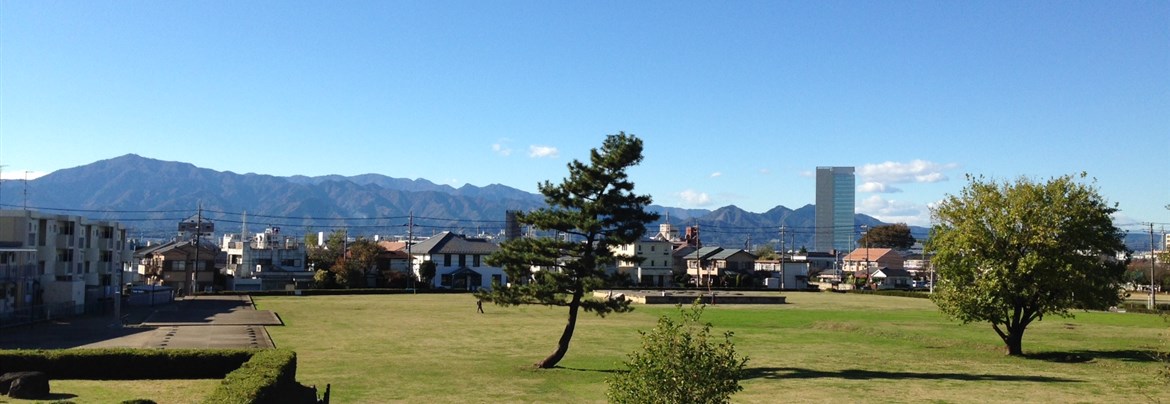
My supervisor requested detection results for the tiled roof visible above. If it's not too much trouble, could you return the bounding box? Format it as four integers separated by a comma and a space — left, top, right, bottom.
843, 248, 898, 261
410, 232, 499, 255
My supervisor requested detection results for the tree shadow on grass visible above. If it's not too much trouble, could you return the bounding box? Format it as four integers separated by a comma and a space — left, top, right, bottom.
554, 366, 624, 374
14, 392, 78, 401
1025, 349, 1160, 363
745, 367, 1079, 383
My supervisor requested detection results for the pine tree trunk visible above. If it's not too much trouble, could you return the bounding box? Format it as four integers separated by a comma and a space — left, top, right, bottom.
536, 290, 582, 369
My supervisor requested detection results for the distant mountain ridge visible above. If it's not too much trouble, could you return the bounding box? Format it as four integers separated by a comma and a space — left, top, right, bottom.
1, 154, 913, 249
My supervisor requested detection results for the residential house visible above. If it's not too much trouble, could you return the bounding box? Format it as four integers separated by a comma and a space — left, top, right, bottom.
221, 227, 311, 291
685, 247, 757, 286
135, 239, 219, 294
409, 232, 506, 290
0, 210, 132, 315
902, 253, 931, 280
375, 240, 412, 287
754, 259, 809, 290
870, 267, 914, 290
842, 248, 905, 277
610, 237, 674, 287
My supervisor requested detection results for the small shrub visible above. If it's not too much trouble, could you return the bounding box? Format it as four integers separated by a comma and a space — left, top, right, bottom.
606, 301, 748, 404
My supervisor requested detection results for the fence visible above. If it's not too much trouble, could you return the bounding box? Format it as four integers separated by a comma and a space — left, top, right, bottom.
0, 302, 79, 328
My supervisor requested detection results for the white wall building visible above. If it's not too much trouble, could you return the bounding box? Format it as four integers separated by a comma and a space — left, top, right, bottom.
409, 232, 506, 290
221, 227, 311, 291
610, 237, 675, 287
0, 210, 132, 315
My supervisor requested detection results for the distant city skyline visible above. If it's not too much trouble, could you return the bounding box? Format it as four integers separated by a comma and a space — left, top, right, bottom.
1, 2, 1167, 230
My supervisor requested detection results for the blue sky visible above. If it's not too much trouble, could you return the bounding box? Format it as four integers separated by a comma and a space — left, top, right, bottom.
1, 1, 1167, 228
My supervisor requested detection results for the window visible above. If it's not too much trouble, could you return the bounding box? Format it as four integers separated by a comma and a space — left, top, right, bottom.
459, 254, 467, 267
444, 254, 452, 267
441, 274, 453, 287
651, 245, 656, 252
492, 274, 502, 285
473, 255, 481, 267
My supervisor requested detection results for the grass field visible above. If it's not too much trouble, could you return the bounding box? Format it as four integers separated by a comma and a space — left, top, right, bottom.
255, 292, 1170, 403
0, 379, 219, 404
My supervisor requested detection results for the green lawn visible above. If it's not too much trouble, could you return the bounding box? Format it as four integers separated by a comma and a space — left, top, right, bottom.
256, 292, 1170, 403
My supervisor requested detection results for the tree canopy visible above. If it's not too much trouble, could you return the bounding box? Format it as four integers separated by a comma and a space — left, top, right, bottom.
927, 174, 1127, 356
476, 132, 659, 368
857, 223, 917, 249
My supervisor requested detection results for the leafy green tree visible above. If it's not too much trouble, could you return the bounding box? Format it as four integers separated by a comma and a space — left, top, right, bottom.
928, 174, 1127, 356
476, 133, 659, 369
343, 238, 383, 288
752, 244, 778, 260
417, 260, 437, 289
857, 223, 917, 249
606, 301, 748, 404
307, 229, 347, 272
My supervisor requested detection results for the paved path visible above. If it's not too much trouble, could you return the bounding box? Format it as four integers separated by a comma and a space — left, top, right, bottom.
0, 295, 280, 350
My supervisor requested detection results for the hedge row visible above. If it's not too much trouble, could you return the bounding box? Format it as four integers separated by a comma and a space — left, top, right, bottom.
205, 349, 316, 404
0, 348, 253, 379
0, 348, 318, 403
847, 290, 933, 299
208, 288, 468, 297
1118, 302, 1170, 314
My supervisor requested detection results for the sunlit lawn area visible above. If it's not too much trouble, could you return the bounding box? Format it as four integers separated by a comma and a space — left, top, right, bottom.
1, 379, 219, 404
256, 292, 1169, 403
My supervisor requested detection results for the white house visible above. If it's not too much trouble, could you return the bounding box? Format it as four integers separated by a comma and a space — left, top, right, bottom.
754, 260, 810, 290
610, 237, 674, 287
409, 232, 506, 290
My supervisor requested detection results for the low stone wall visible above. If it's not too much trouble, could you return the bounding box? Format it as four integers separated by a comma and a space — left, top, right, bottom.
593, 290, 786, 305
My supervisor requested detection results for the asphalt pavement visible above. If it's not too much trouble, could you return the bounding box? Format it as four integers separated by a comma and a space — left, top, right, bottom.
0, 295, 280, 350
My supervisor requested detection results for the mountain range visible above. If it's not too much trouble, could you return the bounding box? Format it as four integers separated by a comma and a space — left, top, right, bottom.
0, 154, 930, 250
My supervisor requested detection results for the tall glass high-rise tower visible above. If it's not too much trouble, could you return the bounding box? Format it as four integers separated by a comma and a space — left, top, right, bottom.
815, 166, 855, 253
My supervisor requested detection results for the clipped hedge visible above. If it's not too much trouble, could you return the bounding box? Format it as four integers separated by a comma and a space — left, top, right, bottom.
204, 349, 315, 404
847, 289, 933, 299
0, 348, 318, 403
1118, 302, 1170, 314
209, 288, 467, 297
0, 348, 253, 379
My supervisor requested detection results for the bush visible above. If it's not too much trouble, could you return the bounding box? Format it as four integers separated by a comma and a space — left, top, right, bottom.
606, 301, 748, 404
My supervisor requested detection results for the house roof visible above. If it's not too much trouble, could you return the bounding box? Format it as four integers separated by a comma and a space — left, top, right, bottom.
873, 267, 912, 278
377, 241, 408, 252
843, 248, 900, 262
684, 246, 724, 260
410, 232, 498, 255
134, 239, 218, 258
709, 249, 756, 261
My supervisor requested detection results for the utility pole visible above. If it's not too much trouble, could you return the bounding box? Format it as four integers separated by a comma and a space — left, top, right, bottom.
1150, 223, 1157, 309
779, 225, 787, 289
861, 225, 870, 291
190, 203, 202, 296
407, 211, 415, 291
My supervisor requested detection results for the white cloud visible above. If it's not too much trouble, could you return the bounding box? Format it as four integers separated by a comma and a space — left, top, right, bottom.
710, 171, 722, 178
528, 145, 559, 158
0, 170, 47, 180
856, 160, 958, 194
799, 170, 815, 178
858, 182, 902, 193
758, 168, 771, 175
491, 143, 512, 157
858, 195, 930, 226
677, 189, 713, 207
858, 160, 958, 184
